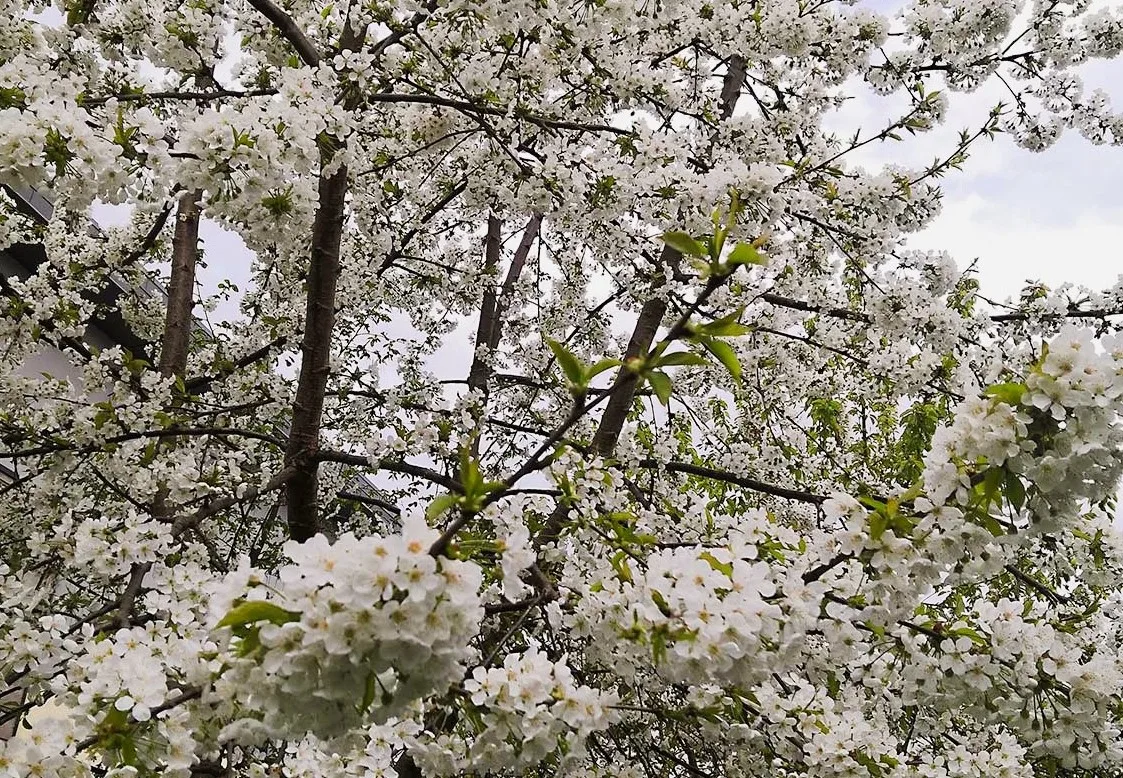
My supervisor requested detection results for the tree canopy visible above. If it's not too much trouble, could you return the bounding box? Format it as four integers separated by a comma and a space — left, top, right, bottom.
3, 0, 1123, 776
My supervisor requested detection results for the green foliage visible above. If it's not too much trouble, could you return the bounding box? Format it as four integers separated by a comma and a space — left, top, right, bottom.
426, 492, 462, 520
262, 186, 295, 217
44, 127, 75, 177
428, 448, 505, 520
894, 401, 939, 484
0, 86, 27, 109
984, 381, 1027, 407
661, 231, 707, 257
96, 707, 148, 775
699, 338, 741, 384
646, 370, 672, 405
217, 600, 301, 630
727, 242, 768, 267
545, 338, 620, 398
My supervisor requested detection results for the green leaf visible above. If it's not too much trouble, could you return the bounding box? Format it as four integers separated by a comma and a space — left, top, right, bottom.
661, 231, 707, 257
1005, 471, 1027, 512
868, 511, 889, 542
360, 670, 378, 713
854, 749, 884, 778
587, 358, 622, 380
234, 625, 262, 657
889, 512, 917, 538
610, 550, 633, 583
981, 467, 1003, 507
217, 600, 300, 629
727, 188, 743, 222
426, 493, 461, 520
458, 446, 479, 491
951, 626, 988, 646
546, 338, 586, 392
651, 626, 669, 664
702, 339, 742, 384
99, 707, 129, 734
647, 370, 673, 405
825, 671, 841, 698
858, 495, 886, 512
656, 351, 708, 368
650, 590, 674, 617
985, 382, 1026, 407
118, 735, 140, 768
980, 513, 1006, 538
728, 242, 768, 266
699, 551, 733, 577
698, 309, 752, 337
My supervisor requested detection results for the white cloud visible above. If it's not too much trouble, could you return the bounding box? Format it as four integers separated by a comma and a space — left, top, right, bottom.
819, 8, 1123, 303
907, 193, 1123, 299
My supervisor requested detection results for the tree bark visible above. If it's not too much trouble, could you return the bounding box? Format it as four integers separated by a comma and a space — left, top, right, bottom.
284, 154, 349, 543
538, 58, 748, 547
588, 56, 746, 458
466, 214, 542, 401
466, 215, 504, 397
489, 214, 541, 351
117, 189, 201, 629
159, 190, 201, 377
589, 277, 669, 457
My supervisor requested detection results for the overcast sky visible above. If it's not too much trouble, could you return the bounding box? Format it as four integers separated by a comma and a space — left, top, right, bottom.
833, 3, 1123, 302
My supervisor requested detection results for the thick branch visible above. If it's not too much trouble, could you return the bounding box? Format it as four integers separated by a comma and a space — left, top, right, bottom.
80, 89, 276, 106
245, 0, 321, 66
590, 56, 744, 457
760, 292, 871, 323
590, 290, 668, 456
170, 467, 297, 537
1003, 563, 1069, 604
649, 460, 828, 505
379, 181, 468, 274
490, 214, 542, 351
465, 214, 542, 401
315, 449, 461, 492
183, 336, 288, 393
990, 306, 1123, 323
2, 427, 285, 459
363, 93, 630, 135
718, 55, 747, 119
121, 203, 174, 267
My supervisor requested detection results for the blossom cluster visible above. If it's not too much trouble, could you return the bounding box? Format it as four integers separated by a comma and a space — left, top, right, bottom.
410, 648, 618, 776
568, 534, 784, 689
924, 325, 1123, 521
209, 522, 485, 741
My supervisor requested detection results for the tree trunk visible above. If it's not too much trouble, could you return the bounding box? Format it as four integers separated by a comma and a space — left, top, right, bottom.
284, 154, 349, 543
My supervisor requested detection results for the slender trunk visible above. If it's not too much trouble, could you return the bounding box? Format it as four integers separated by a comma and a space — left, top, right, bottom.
589, 57, 746, 458
466, 214, 542, 415
284, 154, 349, 543
282, 15, 366, 543
117, 189, 201, 628
466, 215, 504, 397
159, 190, 202, 377
539, 60, 748, 545
489, 214, 541, 352
589, 274, 670, 457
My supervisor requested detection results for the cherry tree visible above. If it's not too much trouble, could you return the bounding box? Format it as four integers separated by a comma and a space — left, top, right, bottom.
3, 0, 1123, 775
